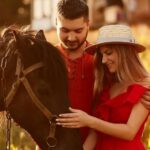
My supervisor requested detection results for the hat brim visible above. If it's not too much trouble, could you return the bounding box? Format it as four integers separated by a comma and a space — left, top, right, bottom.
85, 42, 145, 55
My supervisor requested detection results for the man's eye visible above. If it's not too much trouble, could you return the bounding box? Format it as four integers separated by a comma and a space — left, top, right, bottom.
61, 29, 69, 33
75, 29, 82, 33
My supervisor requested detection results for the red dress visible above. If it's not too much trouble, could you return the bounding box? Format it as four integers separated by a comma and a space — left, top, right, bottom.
94, 84, 149, 150
56, 42, 94, 142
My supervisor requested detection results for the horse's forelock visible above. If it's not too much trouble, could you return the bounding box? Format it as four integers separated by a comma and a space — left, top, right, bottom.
1, 26, 35, 45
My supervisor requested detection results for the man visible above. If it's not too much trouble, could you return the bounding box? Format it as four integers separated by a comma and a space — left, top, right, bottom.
55, 0, 94, 143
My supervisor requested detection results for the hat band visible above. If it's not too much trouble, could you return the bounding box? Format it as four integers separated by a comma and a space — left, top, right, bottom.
97, 37, 137, 44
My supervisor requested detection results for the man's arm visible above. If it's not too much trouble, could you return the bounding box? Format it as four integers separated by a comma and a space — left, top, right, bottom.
83, 129, 97, 150
141, 91, 150, 109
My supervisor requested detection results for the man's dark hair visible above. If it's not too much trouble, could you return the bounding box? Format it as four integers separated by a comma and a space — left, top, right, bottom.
56, 0, 89, 20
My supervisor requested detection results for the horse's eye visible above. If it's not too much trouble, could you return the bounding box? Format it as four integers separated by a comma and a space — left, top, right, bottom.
37, 82, 50, 96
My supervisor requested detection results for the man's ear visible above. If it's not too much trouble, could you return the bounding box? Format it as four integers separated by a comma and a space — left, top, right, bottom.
86, 19, 90, 27
35, 30, 47, 41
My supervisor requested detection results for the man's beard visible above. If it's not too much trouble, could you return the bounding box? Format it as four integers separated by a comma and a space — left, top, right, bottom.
63, 40, 85, 51
62, 32, 88, 51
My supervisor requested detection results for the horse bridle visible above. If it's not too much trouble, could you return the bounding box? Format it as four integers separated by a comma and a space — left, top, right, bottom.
1, 51, 58, 148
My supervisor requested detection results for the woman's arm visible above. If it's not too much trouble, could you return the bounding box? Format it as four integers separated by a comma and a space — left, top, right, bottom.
83, 129, 97, 150
57, 101, 149, 140
88, 102, 149, 140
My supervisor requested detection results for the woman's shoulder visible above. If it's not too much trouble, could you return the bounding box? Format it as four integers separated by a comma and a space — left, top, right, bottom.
134, 77, 150, 89
126, 80, 150, 104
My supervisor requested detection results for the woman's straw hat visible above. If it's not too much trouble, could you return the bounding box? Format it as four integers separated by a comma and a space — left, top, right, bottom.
85, 24, 145, 54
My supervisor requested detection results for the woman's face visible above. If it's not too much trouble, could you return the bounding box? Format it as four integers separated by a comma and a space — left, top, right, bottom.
99, 45, 118, 73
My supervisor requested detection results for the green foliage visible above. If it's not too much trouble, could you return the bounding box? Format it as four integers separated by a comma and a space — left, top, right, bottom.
0, 129, 6, 150
0, 121, 36, 150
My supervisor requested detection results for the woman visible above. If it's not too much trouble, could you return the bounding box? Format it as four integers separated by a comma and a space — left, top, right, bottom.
56, 24, 150, 150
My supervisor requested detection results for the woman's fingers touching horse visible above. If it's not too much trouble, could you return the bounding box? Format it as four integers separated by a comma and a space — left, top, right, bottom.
56, 116, 79, 123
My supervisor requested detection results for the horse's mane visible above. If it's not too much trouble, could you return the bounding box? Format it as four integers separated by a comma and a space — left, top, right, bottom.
0, 25, 35, 60
0, 25, 68, 92
35, 35, 69, 93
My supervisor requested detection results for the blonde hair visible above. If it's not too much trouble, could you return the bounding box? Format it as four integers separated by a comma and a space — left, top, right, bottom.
94, 45, 150, 96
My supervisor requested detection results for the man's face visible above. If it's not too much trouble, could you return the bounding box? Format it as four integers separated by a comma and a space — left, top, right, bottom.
56, 16, 89, 51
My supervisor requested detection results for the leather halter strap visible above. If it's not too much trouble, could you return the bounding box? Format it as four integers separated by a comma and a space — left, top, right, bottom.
5, 61, 55, 120
1, 45, 53, 121
5, 56, 57, 148
21, 76, 54, 120
4, 56, 58, 147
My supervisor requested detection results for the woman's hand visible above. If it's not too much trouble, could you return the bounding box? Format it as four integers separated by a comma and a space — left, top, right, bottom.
56, 107, 91, 128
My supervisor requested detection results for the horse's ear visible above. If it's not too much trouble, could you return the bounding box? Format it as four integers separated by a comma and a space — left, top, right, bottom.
35, 30, 47, 41
12, 30, 22, 49
13, 30, 19, 42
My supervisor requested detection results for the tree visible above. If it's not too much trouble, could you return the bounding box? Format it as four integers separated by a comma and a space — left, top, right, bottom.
0, 0, 30, 26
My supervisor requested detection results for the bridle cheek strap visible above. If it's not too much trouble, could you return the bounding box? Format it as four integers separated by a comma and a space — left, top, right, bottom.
5, 62, 44, 108
5, 61, 57, 148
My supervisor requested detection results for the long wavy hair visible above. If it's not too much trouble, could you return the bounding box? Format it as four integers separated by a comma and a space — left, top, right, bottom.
94, 45, 150, 97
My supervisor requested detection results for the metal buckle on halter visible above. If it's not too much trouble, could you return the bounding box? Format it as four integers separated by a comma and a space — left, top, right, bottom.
46, 115, 58, 148
46, 135, 57, 148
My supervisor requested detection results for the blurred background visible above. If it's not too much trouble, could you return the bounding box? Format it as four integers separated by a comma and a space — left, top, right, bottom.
0, 0, 150, 149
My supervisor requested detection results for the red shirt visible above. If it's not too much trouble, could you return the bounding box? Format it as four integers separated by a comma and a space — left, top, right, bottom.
56, 42, 94, 142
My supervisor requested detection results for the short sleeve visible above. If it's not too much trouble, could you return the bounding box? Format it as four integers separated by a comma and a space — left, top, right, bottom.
126, 84, 148, 104
103, 84, 149, 107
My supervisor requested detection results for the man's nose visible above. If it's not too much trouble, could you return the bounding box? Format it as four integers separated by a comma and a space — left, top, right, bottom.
67, 32, 76, 41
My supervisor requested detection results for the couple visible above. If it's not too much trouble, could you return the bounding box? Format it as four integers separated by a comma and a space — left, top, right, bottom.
56, 24, 150, 150
35, 0, 150, 149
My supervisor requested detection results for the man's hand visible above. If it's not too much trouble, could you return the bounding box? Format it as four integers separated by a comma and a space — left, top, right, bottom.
141, 91, 150, 110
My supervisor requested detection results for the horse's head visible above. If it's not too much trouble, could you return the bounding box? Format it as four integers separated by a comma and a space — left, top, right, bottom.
0, 26, 83, 150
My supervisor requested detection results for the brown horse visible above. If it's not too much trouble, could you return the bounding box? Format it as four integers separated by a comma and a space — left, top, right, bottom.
0, 26, 83, 150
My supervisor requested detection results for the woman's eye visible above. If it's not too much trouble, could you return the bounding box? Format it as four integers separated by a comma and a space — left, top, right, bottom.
106, 51, 112, 55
